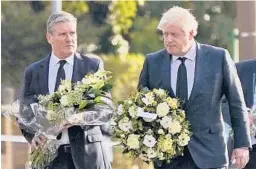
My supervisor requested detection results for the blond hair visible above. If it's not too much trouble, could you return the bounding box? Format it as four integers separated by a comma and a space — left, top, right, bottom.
157, 6, 198, 36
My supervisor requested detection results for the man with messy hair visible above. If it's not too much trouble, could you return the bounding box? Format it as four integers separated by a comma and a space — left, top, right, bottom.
138, 6, 251, 169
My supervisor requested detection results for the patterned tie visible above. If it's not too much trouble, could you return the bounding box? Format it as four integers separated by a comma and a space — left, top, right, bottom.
54, 60, 66, 92
176, 57, 188, 108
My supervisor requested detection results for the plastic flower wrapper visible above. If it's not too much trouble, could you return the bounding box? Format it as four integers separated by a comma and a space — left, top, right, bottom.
112, 88, 192, 166
2, 96, 114, 169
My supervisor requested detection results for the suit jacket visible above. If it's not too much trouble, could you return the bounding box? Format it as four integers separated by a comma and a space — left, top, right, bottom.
236, 59, 256, 108
20, 52, 112, 169
138, 42, 251, 168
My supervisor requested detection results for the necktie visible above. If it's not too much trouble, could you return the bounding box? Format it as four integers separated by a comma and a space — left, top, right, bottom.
176, 57, 188, 108
55, 60, 66, 140
54, 60, 66, 92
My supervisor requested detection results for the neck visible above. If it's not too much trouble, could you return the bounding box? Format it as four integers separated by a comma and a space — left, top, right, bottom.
52, 51, 74, 60
181, 40, 195, 56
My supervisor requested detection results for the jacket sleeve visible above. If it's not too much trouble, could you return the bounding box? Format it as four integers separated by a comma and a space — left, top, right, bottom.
223, 49, 251, 149
137, 56, 149, 91
19, 67, 35, 144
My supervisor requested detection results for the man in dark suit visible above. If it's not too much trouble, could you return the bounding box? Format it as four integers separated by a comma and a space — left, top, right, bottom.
236, 59, 256, 169
138, 6, 251, 169
20, 11, 112, 169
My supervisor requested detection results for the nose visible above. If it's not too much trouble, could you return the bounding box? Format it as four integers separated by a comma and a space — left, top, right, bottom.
66, 33, 72, 42
165, 34, 174, 42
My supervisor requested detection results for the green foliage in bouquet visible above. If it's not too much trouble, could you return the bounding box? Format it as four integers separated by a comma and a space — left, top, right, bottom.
37, 70, 112, 125
112, 88, 192, 163
27, 139, 59, 169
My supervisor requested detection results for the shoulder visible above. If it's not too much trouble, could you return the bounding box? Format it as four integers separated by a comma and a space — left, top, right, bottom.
145, 49, 167, 62
24, 56, 49, 74
199, 43, 227, 55
236, 59, 256, 70
77, 53, 101, 65
199, 43, 232, 63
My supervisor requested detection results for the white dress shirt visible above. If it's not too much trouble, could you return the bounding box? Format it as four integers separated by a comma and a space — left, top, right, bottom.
48, 53, 74, 144
171, 41, 196, 99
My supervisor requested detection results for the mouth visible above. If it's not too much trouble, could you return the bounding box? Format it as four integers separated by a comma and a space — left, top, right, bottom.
66, 45, 74, 48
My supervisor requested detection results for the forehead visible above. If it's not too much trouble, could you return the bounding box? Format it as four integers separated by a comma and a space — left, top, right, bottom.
52, 21, 77, 32
162, 23, 184, 33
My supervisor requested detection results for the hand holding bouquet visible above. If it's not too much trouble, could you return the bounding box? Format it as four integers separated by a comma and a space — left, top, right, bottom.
2, 70, 114, 169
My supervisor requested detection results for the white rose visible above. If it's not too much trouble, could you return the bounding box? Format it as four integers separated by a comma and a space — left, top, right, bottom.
147, 148, 157, 158
118, 117, 132, 132
143, 135, 157, 148
168, 120, 182, 134
178, 133, 190, 146
128, 106, 137, 118
160, 116, 172, 129
60, 95, 69, 106
156, 102, 170, 117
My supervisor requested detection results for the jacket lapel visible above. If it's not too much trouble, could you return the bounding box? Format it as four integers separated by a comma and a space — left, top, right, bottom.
39, 55, 51, 95
186, 42, 208, 109
71, 53, 85, 83
161, 49, 175, 98
246, 69, 254, 108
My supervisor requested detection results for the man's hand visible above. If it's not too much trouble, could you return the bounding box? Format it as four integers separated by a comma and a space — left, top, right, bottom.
231, 148, 249, 169
31, 134, 47, 150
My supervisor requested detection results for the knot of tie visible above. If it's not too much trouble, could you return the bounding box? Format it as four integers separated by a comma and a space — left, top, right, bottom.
178, 57, 187, 64
59, 60, 66, 67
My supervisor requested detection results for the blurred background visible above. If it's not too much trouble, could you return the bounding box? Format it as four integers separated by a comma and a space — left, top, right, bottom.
1, 1, 256, 169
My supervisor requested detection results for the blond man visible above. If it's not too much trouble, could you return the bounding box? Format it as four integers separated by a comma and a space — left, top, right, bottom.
138, 6, 251, 169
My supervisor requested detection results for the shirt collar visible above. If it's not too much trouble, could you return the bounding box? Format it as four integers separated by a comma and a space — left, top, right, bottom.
50, 52, 74, 66
172, 40, 196, 62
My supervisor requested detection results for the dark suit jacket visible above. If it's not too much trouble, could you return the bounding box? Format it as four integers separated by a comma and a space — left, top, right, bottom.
138, 42, 251, 168
236, 59, 256, 108
20, 53, 111, 169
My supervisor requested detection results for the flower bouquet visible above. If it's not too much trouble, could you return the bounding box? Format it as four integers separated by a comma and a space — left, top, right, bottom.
112, 88, 192, 165
2, 70, 114, 169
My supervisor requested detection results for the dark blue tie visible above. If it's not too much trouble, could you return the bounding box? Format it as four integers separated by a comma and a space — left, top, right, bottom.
54, 60, 66, 92
176, 57, 188, 108
55, 60, 66, 140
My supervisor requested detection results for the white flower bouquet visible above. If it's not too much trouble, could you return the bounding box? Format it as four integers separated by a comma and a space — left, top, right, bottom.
2, 70, 114, 169
112, 88, 192, 164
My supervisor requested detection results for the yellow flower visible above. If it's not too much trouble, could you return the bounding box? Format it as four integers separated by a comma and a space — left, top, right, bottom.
127, 134, 140, 149
168, 120, 182, 134
156, 102, 170, 117
157, 136, 174, 154
166, 98, 179, 109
